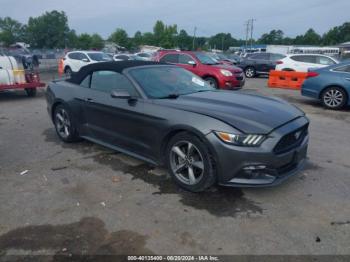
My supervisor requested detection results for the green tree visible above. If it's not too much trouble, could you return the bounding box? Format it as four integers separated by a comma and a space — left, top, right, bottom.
209, 33, 238, 51
177, 29, 192, 50
302, 29, 321, 45
142, 32, 155, 45
258, 30, 284, 44
26, 10, 70, 48
322, 22, 350, 45
90, 33, 104, 49
109, 28, 129, 48
153, 20, 165, 45
133, 31, 143, 46
0, 17, 25, 46
76, 33, 92, 50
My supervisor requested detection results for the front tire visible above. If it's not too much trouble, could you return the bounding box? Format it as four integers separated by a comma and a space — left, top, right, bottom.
53, 104, 80, 142
204, 77, 218, 89
64, 67, 73, 78
166, 132, 216, 192
244, 67, 256, 78
321, 86, 347, 110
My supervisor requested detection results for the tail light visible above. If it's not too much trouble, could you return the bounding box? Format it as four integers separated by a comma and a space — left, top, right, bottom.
307, 72, 319, 78
276, 61, 283, 65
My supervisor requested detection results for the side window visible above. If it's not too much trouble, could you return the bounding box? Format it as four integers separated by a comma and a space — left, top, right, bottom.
250, 53, 268, 60
79, 53, 89, 61
333, 65, 350, 73
90, 71, 138, 96
160, 54, 179, 63
80, 75, 91, 88
68, 53, 79, 60
178, 54, 195, 64
116, 55, 130, 60
316, 56, 335, 65
271, 54, 286, 61
291, 55, 316, 63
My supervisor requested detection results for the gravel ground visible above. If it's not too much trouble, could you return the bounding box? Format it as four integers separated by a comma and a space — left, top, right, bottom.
0, 75, 349, 258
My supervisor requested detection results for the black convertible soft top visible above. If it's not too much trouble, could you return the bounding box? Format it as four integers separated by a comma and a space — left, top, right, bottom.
68, 60, 166, 84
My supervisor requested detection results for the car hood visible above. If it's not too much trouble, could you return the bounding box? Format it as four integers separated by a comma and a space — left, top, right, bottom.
153, 91, 304, 134
211, 63, 242, 72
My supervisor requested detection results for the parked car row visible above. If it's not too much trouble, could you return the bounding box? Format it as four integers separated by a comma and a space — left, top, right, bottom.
62, 51, 154, 76
236, 52, 340, 78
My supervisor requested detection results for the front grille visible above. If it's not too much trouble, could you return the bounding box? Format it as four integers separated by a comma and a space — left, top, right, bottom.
274, 124, 308, 154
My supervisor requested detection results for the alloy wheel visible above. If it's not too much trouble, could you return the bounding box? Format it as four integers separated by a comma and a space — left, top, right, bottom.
245, 68, 255, 78
206, 79, 217, 89
323, 89, 344, 108
170, 141, 204, 185
55, 108, 71, 139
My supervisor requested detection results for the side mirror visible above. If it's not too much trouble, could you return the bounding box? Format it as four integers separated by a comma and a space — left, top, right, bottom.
188, 60, 196, 67
82, 58, 89, 62
111, 90, 132, 99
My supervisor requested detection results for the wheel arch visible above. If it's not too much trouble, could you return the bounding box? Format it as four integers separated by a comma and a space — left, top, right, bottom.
319, 85, 349, 101
51, 99, 68, 122
159, 126, 218, 166
202, 74, 219, 83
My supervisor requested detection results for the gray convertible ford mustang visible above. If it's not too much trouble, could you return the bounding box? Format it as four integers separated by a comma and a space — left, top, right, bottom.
46, 61, 309, 192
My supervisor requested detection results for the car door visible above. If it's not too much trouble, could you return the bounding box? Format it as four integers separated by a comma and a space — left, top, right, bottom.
159, 53, 179, 65
291, 55, 317, 71
67, 52, 82, 72
79, 70, 152, 157
334, 65, 350, 88
177, 54, 198, 74
249, 53, 270, 73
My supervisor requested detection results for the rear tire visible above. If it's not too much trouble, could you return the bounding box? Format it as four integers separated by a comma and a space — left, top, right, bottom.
321, 86, 347, 110
25, 88, 37, 97
64, 67, 73, 78
166, 132, 216, 192
244, 67, 256, 78
204, 77, 218, 89
53, 104, 80, 142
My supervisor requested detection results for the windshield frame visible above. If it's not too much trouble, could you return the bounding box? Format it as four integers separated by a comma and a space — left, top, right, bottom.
125, 65, 214, 99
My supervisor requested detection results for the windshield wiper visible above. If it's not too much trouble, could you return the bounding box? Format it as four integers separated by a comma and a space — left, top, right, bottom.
158, 93, 180, 99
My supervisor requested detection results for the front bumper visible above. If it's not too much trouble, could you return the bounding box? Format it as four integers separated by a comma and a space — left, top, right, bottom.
219, 74, 245, 90
207, 116, 309, 187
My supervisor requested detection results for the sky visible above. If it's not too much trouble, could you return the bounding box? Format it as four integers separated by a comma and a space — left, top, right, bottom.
0, 0, 349, 39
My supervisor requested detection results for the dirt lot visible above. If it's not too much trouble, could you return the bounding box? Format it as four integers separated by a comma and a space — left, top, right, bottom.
0, 75, 349, 258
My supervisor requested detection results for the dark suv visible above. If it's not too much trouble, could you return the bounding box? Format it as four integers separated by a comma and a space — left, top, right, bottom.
154, 50, 245, 89
238, 52, 286, 78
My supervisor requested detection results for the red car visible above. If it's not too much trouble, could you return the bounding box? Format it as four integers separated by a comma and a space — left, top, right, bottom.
154, 50, 245, 89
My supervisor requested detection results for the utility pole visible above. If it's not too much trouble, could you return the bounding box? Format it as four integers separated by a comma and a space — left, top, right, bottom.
244, 20, 250, 51
192, 26, 197, 51
250, 18, 256, 51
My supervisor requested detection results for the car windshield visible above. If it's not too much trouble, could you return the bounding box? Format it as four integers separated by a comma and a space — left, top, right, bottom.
87, 52, 112, 61
194, 52, 219, 65
129, 66, 214, 99
216, 53, 228, 60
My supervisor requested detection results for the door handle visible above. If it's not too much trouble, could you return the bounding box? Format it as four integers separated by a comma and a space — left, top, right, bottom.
345, 78, 350, 81
85, 98, 94, 102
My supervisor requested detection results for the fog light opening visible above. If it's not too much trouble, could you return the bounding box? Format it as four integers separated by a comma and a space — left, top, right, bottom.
243, 165, 268, 179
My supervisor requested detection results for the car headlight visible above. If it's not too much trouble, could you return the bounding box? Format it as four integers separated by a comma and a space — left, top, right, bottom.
220, 69, 233, 77
215, 131, 266, 147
